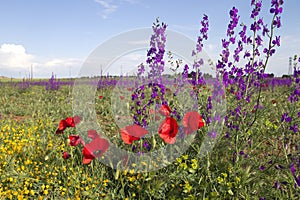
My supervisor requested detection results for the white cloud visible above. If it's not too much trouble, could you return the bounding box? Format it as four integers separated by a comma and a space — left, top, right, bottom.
94, 0, 118, 19
0, 43, 82, 78
0, 43, 34, 69
44, 58, 81, 67
94, 0, 141, 19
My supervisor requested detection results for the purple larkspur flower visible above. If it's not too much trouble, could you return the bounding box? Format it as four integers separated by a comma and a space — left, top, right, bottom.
208, 131, 217, 138
290, 124, 299, 133
143, 141, 151, 151
272, 36, 280, 46
260, 165, 265, 171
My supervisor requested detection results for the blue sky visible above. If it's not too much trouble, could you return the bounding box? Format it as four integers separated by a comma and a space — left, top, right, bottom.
0, 0, 299, 78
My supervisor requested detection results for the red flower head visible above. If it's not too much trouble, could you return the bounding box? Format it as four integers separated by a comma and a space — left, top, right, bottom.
62, 151, 71, 159
158, 116, 178, 144
120, 95, 125, 100
182, 111, 205, 135
55, 116, 81, 134
69, 135, 84, 146
159, 105, 171, 116
88, 129, 99, 139
120, 124, 148, 144
99, 95, 103, 99
82, 130, 109, 164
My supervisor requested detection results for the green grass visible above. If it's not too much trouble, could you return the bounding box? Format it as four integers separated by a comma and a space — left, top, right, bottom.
0, 82, 299, 199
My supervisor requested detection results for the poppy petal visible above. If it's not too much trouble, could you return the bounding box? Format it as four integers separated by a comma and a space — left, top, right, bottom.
88, 129, 99, 139
125, 124, 148, 137
120, 129, 139, 144
159, 105, 171, 116
65, 117, 75, 127
69, 135, 83, 146
158, 117, 178, 144
58, 120, 67, 130
82, 137, 109, 164
182, 111, 205, 135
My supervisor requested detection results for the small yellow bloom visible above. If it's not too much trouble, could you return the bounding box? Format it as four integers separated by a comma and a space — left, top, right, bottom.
176, 157, 182, 163
227, 182, 233, 188
217, 176, 224, 184
221, 173, 228, 178
179, 163, 188, 170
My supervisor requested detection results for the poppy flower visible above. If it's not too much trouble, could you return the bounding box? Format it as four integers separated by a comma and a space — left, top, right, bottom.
158, 116, 178, 144
69, 135, 84, 146
55, 116, 81, 134
159, 105, 171, 116
120, 95, 125, 100
120, 124, 148, 144
87, 129, 100, 139
182, 111, 205, 135
99, 95, 103, 99
62, 151, 71, 159
82, 136, 109, 164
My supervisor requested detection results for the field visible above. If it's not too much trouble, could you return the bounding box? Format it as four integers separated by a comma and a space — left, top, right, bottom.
0, 75, 299, 200
1, 1, 299, 199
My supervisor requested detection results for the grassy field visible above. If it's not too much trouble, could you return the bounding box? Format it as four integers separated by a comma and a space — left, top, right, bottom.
0, 79, 299, 199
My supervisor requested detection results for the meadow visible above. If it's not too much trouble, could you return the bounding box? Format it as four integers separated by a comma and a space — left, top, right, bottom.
1, 0, 300, 199
0, 75, 299, 200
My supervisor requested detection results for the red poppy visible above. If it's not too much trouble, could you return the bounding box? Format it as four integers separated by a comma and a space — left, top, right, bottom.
159, 105, 171, 116
99, 95, 103, 99
158, 116, 178, 144
120, 124, 148, 144
82, 135, 109, 164
127, 88, 132, 91
69, 135, 84, 146
87, 129, 99, 139
55, 116, 81, 134
120, 95, 125, 100
62, 151, 71, 159
66, 116, 81, 127
182, 111, 205, 135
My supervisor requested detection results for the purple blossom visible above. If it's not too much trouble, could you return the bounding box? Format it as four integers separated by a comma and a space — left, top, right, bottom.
273, 16, 281, 28
290, 124, 299, 133
272, 36, 280, 46
251, 0, 262, 18
208, 131, 217, 138
143, 141, 152, 151
227, 7, 239, 37
270, 0, 284, 15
